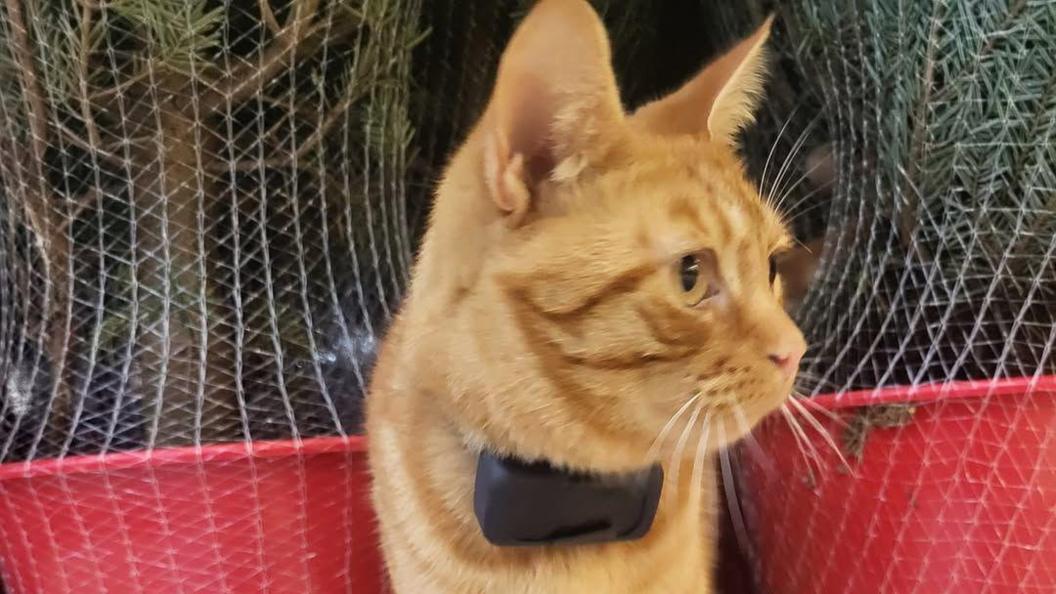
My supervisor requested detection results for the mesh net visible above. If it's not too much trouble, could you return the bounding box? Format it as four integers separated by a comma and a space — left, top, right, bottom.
0, 0, 426, 460
717, 1, 1056, 592
0, 1, 1053, 593
772, 1, 1055, 392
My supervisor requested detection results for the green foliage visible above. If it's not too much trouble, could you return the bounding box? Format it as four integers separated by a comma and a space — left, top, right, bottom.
734, 0, 1056, 387
31, 1, 107, 102
108, 0, 224, 73
1, 0, 426, 454
5, 0, 1052, 457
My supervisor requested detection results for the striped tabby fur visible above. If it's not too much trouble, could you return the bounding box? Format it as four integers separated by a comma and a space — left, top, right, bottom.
367, 2, 805, 592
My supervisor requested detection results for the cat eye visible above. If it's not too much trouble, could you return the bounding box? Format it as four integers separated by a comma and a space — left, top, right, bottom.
680, 255, 699, 292
677, 252, 720, 306
768, 255, 778, 285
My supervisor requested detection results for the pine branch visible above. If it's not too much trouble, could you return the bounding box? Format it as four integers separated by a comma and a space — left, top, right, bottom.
86, 68, 149, 119
2, 0, 77, 452
76, 0, 102, 150
5, 0, 48, 168
55, 120, 123, 166
201, 0, 324, 114
267, 67, 380, 168
211, 1, 423, 172
258, 0, 282, 35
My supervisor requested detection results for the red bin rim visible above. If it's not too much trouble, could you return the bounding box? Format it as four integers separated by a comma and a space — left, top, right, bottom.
809, 374, 1056, 410
2, 375, 1054, 481
0, 435, 367, 481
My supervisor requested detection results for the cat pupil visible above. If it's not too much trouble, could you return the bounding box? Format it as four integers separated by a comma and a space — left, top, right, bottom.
680, 255, 699, 292
768, 256, 777, 285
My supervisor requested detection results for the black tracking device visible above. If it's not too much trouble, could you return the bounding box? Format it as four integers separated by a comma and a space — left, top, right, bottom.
473, 451, 663, 547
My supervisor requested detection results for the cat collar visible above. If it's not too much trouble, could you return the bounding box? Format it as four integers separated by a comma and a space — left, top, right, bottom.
473, 450, 663, 547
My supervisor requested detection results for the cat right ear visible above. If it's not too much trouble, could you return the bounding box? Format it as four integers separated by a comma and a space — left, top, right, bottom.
481, 0, 625, 227
631, 17, 774, 145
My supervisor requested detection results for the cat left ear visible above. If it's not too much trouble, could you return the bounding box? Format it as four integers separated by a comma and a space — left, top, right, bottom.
481, 0, 625, 227
631, 16, 774, 145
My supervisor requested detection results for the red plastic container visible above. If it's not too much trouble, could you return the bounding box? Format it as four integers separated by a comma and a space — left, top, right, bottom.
2, 377, 1053, 594
0, 436, 383, 594
741, 376, 1056, 594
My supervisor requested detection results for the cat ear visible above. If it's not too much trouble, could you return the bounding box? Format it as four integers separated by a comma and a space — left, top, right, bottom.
631, 16, 774, 145
481, 0, 625, 226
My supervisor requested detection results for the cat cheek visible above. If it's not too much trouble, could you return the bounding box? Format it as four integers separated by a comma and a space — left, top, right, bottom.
708, 291, 732, 311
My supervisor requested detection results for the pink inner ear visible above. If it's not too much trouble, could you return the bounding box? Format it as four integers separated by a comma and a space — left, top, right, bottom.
499, 73, 557, 186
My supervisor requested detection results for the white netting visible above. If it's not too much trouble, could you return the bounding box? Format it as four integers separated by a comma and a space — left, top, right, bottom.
0, 1, 425, 591
0, 1, 1054, 593
0, 0, 427, 460
714, 1, 1056, 592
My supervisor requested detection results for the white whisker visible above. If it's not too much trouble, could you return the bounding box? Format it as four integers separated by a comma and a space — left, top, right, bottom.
719, 425, 751, 557
647, 392, 702, 463
689, 411, 714, 500
761, 103, 802, 207
773, 149, 831, 216
780, 404, 823, 483
784, 196, 833, 226
793, 393, 846, 426
778, 179, 835, 229
669, 398, 706, 492
770, 113, 821, 210
733, 406, 776, 479
787, 396, 854, 475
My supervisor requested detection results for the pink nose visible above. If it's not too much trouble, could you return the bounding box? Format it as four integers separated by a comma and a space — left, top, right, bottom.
769, 343, 805, 376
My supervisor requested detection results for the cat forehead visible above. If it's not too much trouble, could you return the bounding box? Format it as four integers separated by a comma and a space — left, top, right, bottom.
646, 190, 785, 259
597, 146, 788, 251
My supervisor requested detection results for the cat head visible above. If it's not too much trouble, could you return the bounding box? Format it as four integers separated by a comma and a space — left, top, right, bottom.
414, 0, 805, 471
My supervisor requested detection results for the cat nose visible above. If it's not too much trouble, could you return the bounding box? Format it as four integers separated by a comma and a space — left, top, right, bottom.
768, 338, 806, 376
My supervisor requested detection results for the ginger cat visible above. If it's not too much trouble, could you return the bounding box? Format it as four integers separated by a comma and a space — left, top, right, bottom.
366, 1, 806, 592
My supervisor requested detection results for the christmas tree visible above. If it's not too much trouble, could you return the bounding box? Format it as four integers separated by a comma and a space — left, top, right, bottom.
2, 0, 1053, 457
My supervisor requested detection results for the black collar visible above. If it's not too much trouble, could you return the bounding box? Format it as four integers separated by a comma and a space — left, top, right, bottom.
473, 450, 664, 547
